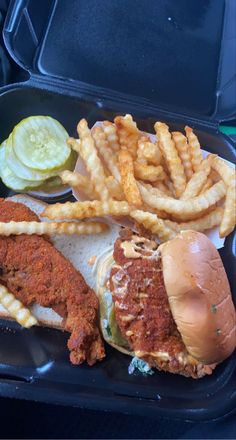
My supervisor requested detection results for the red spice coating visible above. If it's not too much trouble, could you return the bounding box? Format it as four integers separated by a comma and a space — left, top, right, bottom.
0, 199, 105, 366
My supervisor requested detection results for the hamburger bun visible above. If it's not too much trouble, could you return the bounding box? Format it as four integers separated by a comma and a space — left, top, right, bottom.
159, 230, 236, 365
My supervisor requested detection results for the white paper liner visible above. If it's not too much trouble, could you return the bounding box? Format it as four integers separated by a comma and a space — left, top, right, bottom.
72, 122, 234, 249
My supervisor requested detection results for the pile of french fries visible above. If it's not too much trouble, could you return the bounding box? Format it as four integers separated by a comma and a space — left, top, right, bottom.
41, 115, 235, 242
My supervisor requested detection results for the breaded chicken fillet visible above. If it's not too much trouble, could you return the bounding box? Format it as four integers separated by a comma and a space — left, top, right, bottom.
0, 199, 105, 365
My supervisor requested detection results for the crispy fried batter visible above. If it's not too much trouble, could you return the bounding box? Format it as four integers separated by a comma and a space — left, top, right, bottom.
0, 199, 105, 365
0, 198, 39, 222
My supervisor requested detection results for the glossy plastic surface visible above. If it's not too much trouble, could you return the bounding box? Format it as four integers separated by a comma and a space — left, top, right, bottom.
3, 0, 236, 119
0, 87, 235, 421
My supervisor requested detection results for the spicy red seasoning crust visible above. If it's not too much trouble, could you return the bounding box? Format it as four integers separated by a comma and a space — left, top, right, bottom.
110, 229, 215, 378
0, 199, 105, 366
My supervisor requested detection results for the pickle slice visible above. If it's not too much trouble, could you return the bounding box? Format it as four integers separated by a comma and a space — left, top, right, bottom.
6, 135, 57, 181
36, 176, 64, 191
12, 116, 71, 171
59, 149, 77, 174
0, 142, 42, 191
7, 136, 77, 182
101, 290, 130, 348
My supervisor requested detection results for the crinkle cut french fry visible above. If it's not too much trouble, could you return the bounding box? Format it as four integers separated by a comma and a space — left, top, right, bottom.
220, 183, 236, 237
139, 182, 170, 198
103, 121, 120, 152
199, 178, 213, 194
69, 135, 111, 198
172, 131, 193, 180
165, 207, 224, 233
138, 183, 175, 219
153, 181, 173, 197
76, 119, 110, 201
42, 200, 130, 220
209, 169, 221, 183
60, 170, 90, 189
211, 155, 236, 237
137, 136, 163, 165
131, 207, 223, 242
154, 122, 186, 197
149, 209, 169, 220
118, 149, 142, 207
0, 221, 109, 236
67, 137, 80, 152
0, 284, 37, 328
92, 126, 121, 182
114, 114, 140, 159
130, 210, 176, 242
138, 180, 226, 221
59, 170, 97, 199
210, 155, 235, 183
180, 157, 211, 200
164, 179, 176, 197
134, 162, 167, 182
185, 126, 203, 172
105, 176, 124, 200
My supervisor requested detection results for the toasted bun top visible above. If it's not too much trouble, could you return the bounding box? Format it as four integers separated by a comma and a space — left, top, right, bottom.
160, 230, 236, 364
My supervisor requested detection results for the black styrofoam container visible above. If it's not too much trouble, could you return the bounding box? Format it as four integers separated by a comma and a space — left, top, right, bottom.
0, 0, 235, 421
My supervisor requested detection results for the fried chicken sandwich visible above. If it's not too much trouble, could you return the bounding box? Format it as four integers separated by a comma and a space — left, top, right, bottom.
96, 229, 236, 378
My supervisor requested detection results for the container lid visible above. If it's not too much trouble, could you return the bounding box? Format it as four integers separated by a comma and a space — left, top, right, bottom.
3, 0, 236, 120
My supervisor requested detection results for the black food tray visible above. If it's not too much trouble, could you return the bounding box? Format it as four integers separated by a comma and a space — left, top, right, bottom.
0, 88, 235, 421
0, 0, 235, 421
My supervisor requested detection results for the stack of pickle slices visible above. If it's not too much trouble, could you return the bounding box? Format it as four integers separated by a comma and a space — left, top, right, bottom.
0, 116, 76, 192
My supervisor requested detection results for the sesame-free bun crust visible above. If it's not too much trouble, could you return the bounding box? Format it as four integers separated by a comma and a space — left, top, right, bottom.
160, 230, 236, 365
